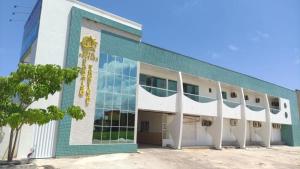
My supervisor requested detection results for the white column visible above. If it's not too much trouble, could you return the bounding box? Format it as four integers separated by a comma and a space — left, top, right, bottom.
134, 62, 140, 144
238, 88, 247, 148
169, 72, 184, 149
214, 82, 223, 149
262, 94, 271, 148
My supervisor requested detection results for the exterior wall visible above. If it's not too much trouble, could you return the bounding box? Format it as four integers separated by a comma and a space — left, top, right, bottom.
69, 20, 100, 145
13, 0, 300, 159
100, 32, 300, 146
55, 3, 142, 156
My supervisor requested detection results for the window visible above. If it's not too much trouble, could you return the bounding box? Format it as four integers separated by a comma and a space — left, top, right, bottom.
285, 112, 288, 119
222, 91, 227, 99
284, 103, 287, 109
139, 74, 177, 97
140, 121, 149, 132
93, 53, 137, 144
183, 83, 199, 95
183, 83, 199, 101
209, 88, 212, 93
168, 80, 177, 96
244, 95, 249, 101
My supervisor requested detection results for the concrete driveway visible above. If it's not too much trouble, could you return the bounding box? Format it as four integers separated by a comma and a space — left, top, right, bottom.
35, 146, 300, 169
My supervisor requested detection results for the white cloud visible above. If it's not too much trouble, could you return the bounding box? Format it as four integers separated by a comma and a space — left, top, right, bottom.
173, 0, 202, 14
256, 31, 270, 39
228, 44, 239, 52
250, 30, 270, 42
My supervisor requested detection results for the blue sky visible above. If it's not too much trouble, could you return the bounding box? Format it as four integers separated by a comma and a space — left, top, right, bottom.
0, 0, 299, 90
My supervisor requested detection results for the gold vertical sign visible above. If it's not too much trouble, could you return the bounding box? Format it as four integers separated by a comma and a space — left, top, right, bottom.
78, 36, 98, 106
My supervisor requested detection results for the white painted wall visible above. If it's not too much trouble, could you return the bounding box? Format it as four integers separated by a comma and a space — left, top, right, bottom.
245, 107, 266, 122
270, 98, 292, 124
137, 112, 162, 133
222, 119, 238, 146
222, 104, 241, 119
162, 114, 175, 147
138, 86, 177, 113
181, 116, 213, 146
9, 0, 143, 158
182, 95, 218, 117
271, 128, 281, 144
69, 21, 100, 145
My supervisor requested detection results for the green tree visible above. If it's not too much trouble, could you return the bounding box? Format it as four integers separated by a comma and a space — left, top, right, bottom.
0, 64, 85, 162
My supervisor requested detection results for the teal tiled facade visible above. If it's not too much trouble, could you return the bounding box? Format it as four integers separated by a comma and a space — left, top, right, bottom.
57, 6, 299, 157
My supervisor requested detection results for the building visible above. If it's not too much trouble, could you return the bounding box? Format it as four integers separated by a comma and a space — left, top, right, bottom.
1, 0, 300, 159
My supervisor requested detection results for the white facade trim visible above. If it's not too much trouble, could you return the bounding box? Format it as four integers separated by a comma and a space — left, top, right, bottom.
66, 0, 142, 30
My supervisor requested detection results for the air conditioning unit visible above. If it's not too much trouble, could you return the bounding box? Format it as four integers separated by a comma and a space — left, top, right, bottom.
230, 119, 238, 126
202, 120, 212, 127
253, 121, 262, 128
272, 123, 281, 129
255, 98, 260, 103
230, 92, 237, 98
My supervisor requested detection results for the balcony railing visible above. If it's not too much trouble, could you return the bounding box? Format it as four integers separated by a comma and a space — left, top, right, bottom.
184, 93, 217, 103
223, 99, 240, 108
140, 85, 177, 97
270, 108, 281, 114
246, 104, 265, 112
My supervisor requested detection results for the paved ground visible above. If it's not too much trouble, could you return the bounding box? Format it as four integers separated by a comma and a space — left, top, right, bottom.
34, 146, 300, 169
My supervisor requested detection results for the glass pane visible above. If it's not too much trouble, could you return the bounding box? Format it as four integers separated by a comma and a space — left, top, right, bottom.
101, 127, 111, 143
119, 127, 127, 143
152, 88, 166, 97
115, 56, 123, 75
146, 76, 152, 86
168, 80, 177, 91
95, 92, 105, 108
103, 110, 112, 126
185, 94, 199, 102
128, 95, 136, 111
97, 71, 106, 91
99, 53, 107, 70
120, 111, 128, 126
222, 91, 227, 99
121, 95, 129, 111
121, 76, 129, 95
129, 60, 137, 77
104, 93, 113, 109
152, 77, 166, 89
114, 74, 122, 94
183, 83, 199, 95
143, 86, 152, 93
128, 112, 135, 127
129, 77, 136, 96
94, 109, 104, 126
139, 74, 147, 85
113, 94, 121, 110
110, 127, 119, 143
127, 128, 134, 142
105, 72, 114, 92
106, 55, 115, 73
92, 126, 102, 143
111, 110, 120, 126
122, 58, 130, 76
167, 90, 177, 96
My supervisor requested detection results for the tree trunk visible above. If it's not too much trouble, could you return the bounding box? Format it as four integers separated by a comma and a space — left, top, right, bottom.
11, 128, 20, 160
7, 128, 14, 162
